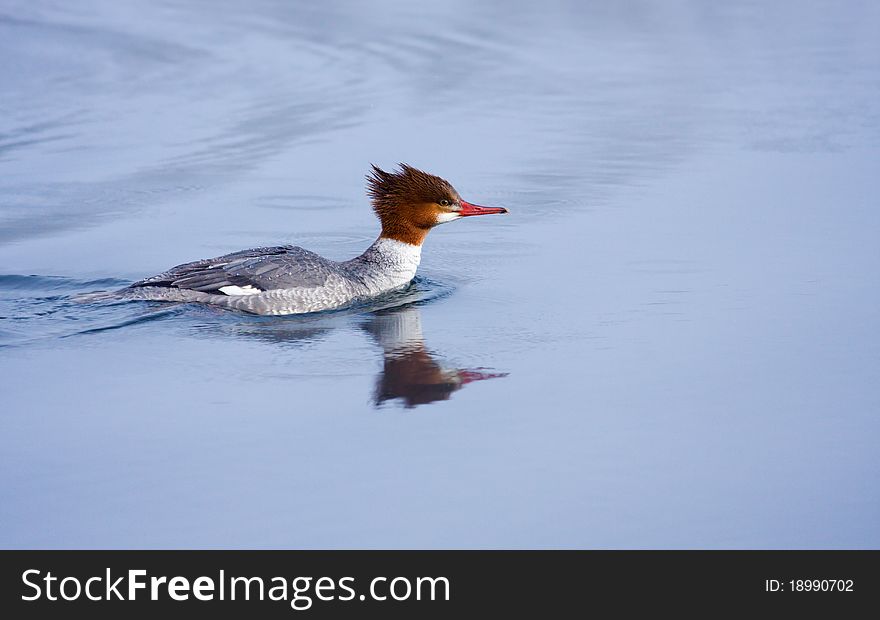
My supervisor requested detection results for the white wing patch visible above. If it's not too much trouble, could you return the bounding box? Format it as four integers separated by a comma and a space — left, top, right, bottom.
218, 285, 263, 296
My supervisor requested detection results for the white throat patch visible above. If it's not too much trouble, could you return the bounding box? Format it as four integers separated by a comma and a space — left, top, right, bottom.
434, 211, 461, 224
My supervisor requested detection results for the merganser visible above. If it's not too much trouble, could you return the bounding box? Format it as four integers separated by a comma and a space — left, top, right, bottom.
123, 164, 508, 315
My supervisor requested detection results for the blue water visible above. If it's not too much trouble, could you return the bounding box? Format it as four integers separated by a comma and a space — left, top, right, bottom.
1, 0, 879, 548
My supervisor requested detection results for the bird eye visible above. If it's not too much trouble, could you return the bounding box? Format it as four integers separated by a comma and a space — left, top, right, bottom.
438, 199, 452, 207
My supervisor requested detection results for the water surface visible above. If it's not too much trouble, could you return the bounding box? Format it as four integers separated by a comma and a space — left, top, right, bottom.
1, 0, 879, 548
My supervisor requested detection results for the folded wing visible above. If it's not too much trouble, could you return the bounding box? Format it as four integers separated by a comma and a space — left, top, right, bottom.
129, 245, 333, 294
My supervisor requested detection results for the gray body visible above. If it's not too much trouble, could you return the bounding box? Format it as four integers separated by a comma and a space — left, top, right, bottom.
123, 237, 422, 315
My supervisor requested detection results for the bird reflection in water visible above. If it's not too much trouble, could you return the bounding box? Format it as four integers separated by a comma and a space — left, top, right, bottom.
361, 307, 506, 408
214, 302, 507, 409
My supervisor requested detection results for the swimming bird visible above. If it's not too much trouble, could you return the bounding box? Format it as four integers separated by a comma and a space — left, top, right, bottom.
123, 164, 508, 315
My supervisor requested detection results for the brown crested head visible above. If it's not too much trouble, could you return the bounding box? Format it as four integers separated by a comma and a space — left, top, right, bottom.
367, 163, 507, 246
